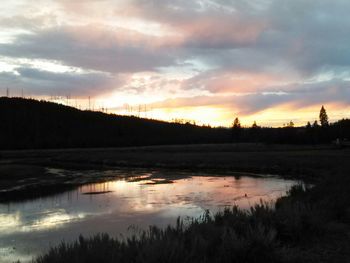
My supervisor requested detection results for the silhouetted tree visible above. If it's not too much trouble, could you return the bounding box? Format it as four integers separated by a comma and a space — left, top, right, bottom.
312, 120, 319, 128
287, 121, 294, 128
233, 117, 241, 129
252, 121, 259, 129
318, 105, 330, 142
319, 105, 329, 127
305, 121, 314, 143
250, 121, 261, 142
231, 117, 241, 142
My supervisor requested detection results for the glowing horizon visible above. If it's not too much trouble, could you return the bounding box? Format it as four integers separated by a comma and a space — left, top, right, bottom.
0, 1, 349, 127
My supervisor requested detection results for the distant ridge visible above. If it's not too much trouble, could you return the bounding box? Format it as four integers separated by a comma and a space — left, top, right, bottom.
0, 97, 229, 149
0, 97, 349, 149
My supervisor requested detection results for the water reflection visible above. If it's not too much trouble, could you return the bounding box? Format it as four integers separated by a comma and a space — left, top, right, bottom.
0, 171, 296, 263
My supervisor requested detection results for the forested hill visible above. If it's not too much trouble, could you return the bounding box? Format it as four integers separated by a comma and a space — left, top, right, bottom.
1, 97, 349, 150
0, 97, 230, 149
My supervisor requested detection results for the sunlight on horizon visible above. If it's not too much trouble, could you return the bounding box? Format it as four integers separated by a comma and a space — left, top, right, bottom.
0, 0, 349, 127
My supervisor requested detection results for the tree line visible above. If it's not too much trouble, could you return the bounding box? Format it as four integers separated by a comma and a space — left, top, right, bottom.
0, 97, 229, 149
231, 105, 350, 144
0, 98, 349, 149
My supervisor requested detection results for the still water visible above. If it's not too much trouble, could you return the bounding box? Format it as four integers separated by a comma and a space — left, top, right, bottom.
0, 169, 296, 263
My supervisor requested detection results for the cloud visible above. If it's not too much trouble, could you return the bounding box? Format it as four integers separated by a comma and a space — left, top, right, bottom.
183, 69, 290, 93
0, 67, 124, 97
113, 0, 268, 49
120, 0, 350, 75
150, 79, 350, 115
0, 0, 350, 125
0, 25, 177, 73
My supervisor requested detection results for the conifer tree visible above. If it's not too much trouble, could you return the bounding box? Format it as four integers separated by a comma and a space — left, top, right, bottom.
252, 121, 259, 129
231, 117, 241, 142
233, 117, 241, 129
319, 105, 329, 127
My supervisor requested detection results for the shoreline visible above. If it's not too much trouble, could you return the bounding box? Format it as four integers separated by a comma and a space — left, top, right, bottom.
0, 143, 348, 202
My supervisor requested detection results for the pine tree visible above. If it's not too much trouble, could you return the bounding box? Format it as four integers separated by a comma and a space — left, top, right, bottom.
319, 105, 329, 127
287, 121, 294, 128
231, 117, 241, 142
252, 121, 259, 129
233, 117, 241, 129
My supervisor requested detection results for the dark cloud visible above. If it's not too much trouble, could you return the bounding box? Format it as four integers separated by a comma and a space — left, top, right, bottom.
0, 15, 58, 30
2, 1, 350, 78
0, 26, 176, 73
0, 67, 123, 97
125, 0, 350, 76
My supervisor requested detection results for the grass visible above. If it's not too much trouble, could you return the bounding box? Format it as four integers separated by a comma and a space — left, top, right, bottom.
3, 144, 349, 179
32, 173, 350, 263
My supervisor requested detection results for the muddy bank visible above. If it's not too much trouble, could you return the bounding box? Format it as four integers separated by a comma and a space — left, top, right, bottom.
0, 165, 125, 202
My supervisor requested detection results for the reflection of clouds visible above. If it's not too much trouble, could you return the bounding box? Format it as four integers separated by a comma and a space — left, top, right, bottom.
0, 213, 21, 231
0, 209, 88, 235
0, 173, 296, 263
0, 176, 295, 236
80, 180, 164, 213
85, 176, 295, 215
27, 210, 86, 231
0, 246, 33, 263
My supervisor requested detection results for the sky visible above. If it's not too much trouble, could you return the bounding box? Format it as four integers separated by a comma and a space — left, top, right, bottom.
0, 0, 349, 127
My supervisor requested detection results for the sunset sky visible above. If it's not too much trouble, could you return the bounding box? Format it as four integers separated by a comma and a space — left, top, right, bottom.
1, 0, 349, 126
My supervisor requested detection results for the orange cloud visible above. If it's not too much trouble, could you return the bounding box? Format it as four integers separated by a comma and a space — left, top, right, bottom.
177, 16, 267, 47
186, 71, 287, 94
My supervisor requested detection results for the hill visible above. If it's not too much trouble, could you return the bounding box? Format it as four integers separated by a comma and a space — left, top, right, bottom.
0, 97, 229, 149
1, 97, 349, 149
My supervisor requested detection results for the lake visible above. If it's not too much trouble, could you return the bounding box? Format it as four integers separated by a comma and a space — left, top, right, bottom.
0, 169, 297, 263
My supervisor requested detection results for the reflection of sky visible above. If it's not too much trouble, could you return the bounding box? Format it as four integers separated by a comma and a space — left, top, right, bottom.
0, 172, 296, 263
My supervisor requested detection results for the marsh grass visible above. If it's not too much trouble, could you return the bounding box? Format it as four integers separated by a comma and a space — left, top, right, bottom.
32, 173, 350, 263
35, 208, 286, 263
33, 174, 350, 263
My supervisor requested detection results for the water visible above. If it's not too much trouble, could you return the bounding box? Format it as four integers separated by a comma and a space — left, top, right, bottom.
0, 169, 297, 263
